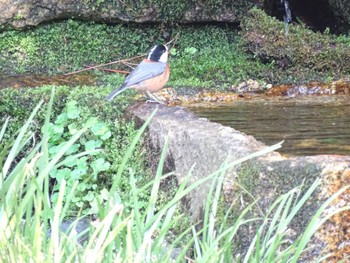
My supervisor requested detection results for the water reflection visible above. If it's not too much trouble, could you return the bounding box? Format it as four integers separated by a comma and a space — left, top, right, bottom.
0, 74, 96, 89
188, 95, 350, 156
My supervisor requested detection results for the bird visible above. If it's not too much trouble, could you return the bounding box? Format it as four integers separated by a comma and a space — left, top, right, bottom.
105, 44, 170, 104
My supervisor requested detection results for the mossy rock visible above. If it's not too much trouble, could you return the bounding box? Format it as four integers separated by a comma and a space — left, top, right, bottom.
0, 0, 263, 29
240, 8, 350, 83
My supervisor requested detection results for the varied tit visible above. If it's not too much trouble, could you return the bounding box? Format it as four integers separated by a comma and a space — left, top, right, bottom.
105, 44, 170, 103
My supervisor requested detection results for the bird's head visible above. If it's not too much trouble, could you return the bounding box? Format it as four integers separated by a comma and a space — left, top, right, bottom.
147, 44, 168, 63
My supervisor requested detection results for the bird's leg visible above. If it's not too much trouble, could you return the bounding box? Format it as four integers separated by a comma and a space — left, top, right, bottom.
146, 91, 165, 104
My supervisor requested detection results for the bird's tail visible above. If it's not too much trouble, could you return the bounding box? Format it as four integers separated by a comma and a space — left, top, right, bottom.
105, 85, 129, 101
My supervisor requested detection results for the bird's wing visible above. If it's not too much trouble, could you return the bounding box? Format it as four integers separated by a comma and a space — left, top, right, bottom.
123, 61, 166, 87
105, 61, 166, 101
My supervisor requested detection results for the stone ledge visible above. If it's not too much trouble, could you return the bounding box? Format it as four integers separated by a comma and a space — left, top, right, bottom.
126, 102, 350, 260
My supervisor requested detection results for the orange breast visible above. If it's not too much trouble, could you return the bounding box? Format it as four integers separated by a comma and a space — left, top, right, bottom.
132, 63, 170, 93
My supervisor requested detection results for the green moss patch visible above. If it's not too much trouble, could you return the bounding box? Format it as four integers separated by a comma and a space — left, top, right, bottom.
2, 9, 350, 90
0, 20, 274, 89
240, 8, 350, 84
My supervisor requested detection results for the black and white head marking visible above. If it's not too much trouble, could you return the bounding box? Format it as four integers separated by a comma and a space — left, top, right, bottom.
147, 44, 168, 63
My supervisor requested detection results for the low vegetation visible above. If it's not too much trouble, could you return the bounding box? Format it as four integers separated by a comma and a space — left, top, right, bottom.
241, 8, 350, 84
0, 85, 148, 216
1, 91, 349, 262
1, 7, 350, 261
1, 8, 350, 88
0, 19, 272, 88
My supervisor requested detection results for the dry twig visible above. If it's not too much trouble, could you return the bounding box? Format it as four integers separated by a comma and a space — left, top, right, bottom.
63, 54, 145, 76
63, 33, 180, 76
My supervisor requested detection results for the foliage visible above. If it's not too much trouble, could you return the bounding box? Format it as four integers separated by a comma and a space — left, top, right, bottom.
0, 20, 162, 75
240, 8, 350, 84
2, 9, 350, 87
0, 85, 150, 216
1, 100, 349, 262
0, 20, 275, 89
48, 99, 111, 214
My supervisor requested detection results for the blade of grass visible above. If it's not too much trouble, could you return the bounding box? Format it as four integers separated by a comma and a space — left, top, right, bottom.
110, 108, 158, 194
0, 117, 9, 143
291, 185, 350, 262
2, 100, 43, 180
144, 136, 169, 226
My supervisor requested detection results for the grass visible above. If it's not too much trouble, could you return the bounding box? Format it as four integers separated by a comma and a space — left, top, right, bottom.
1, 88, 349, 262
0, 84, 153, 217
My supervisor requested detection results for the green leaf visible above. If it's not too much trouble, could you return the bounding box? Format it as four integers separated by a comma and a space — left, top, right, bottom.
85, 117, 98, 128
76, 157, 88, 169
100, 130, 111, 140
55, 168, 71, 183
68, 123, 79, 135
99, 188, 109, 200
85, 139, 103, 151
77, 183, 87, 191
185, 47, 197, 54
76, 201, 84, 208
170, 47, 177, 56
61, 155, 78, 167
53, 125, 64, 134
91, 122, 111, 139
91, 158, 110, 174
49, 168, 58, 178
67, 108, 80, 119
71, 167, 86, 180
50, 141, 80, 155
54, 113, 68, 125
65, 143, 80, 155
66, 101, 80, 119
84, 191, 95, 202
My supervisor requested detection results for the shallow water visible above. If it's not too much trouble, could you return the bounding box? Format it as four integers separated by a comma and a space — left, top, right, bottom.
188, 95, 350, 156
0, 74, 96, 89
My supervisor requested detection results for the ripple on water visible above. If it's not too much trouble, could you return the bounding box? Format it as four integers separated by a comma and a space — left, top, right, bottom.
187, 95, 350, 156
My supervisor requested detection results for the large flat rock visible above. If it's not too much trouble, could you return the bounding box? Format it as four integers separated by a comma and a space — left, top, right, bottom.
126, 102, 350, 260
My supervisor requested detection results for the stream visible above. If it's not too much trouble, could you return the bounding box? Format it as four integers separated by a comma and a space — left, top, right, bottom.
188, 95, 350, 156
2, 74, 350, 157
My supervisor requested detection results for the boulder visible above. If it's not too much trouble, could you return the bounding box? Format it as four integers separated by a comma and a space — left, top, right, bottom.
0, 0, 262, 29
126, 101, 350, 260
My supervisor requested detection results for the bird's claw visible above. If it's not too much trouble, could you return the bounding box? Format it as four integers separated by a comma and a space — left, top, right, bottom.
146, 99, 165, 105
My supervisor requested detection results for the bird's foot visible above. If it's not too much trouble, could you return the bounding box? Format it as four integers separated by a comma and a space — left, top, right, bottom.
146, 99, 165, 105
145, 91, 166, 105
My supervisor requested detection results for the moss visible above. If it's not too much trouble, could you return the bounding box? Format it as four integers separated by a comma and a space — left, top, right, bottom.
0, 20, 275, 89
79, 0, 258, 22
3, 9, 350, 89
240, 8, 350, 84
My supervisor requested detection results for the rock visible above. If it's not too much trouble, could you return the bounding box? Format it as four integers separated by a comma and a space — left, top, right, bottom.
1, 0, 350, 34
47, 217, 93, 244
0, 0, 263, 29
328, 0, 350, 31
126, 101, 350, 260
233, 79, 263, 93
240, 8, 350, 82
127, 102, 282, 220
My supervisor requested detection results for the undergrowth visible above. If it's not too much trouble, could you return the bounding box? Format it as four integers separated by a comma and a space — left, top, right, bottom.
240, 8, 350, 84
2, 9, 350, 88
0, 20, 272, 88
1, 96, 349, 262
0, 85, 150, 216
